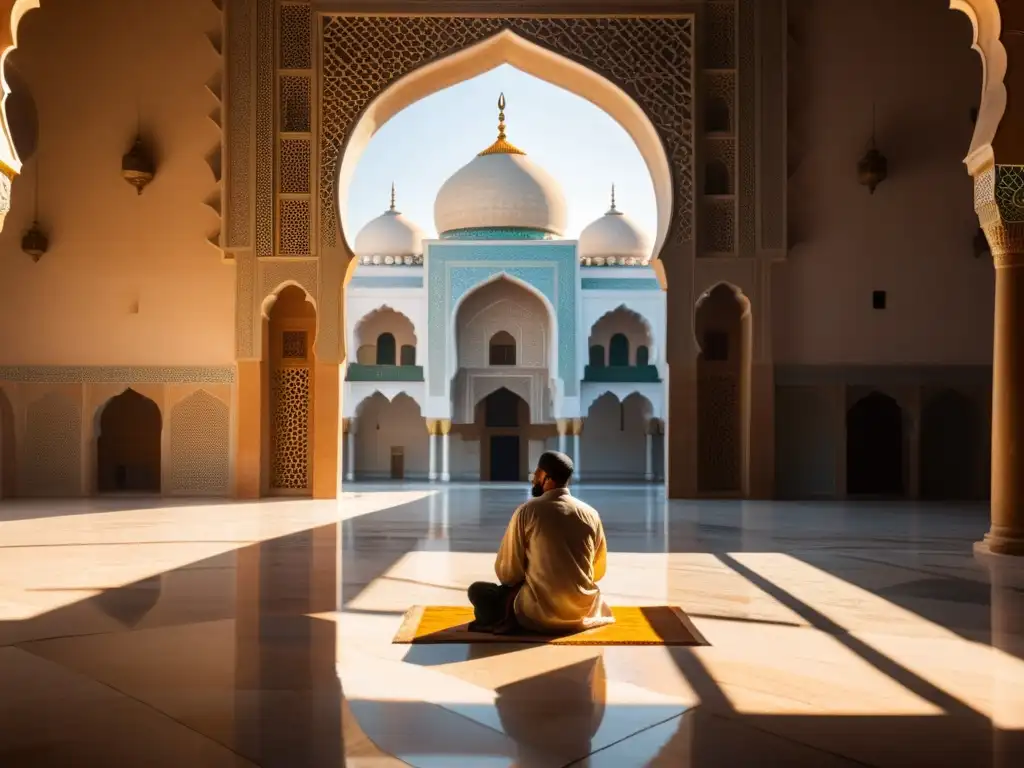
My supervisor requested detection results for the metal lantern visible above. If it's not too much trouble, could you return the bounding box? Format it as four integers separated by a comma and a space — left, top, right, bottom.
21, 221, 48, 262
122, 137, 155, 195
857, 143, 888, 194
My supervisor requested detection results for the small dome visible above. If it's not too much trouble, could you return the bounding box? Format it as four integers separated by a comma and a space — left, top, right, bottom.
353, 184, 427, 260
578, 186, 652, 263
434, 94, 567, 238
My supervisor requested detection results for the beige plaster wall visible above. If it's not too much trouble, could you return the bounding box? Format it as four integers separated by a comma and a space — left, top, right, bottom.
0, 0, 232, 366
774, 0, 991, 365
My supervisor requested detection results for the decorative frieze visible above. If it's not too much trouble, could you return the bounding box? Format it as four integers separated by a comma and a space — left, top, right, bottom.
0, 366, 236, 384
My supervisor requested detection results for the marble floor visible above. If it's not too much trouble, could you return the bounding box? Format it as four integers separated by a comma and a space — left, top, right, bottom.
1, 483, 1022, 767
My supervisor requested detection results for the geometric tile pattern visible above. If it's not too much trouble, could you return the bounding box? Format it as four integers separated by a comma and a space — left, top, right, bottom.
167, 390, 231, 496
321, 15, 695, 247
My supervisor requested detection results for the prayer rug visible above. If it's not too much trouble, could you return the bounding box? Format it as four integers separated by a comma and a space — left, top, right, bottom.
393, 605, 708, 646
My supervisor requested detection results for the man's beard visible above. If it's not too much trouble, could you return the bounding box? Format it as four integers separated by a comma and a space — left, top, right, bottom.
531, 483, 545, 498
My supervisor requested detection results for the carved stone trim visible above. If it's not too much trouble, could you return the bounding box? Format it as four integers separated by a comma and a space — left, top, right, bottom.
255, 0, 275, 256
0, 367, 236, 384
756, 0, 786, 252
737, 0, 756, 257
976, 165, 1024, 266
236, 250, 257, 358
258, 257, 319, 305
319, 15, 695, 248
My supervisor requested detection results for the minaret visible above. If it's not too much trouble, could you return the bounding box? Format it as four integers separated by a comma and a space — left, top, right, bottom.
478, 92, 526, 156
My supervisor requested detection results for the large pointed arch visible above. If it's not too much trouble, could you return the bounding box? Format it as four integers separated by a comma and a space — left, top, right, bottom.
948, 0, 1008, 173
325, 20, 692, 272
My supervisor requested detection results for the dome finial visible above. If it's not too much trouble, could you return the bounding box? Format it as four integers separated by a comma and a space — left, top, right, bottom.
389, 181, 396, 212
610, 184, 617, 211
478, 92, 525, 156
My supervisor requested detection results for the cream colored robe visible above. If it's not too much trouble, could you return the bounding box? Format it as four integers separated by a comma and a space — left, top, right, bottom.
494, 486, 614, 633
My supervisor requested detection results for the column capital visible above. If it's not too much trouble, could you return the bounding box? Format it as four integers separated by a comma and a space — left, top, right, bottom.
438, 419, 452, 436
975, 164, 1024, 267
556, 418, 571, 436
342, 418, 351, 435
425, 418, 439, 435
572, 418, 585, 435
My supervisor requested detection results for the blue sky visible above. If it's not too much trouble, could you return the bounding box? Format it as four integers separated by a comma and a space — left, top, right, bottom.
345, 65, 657, 241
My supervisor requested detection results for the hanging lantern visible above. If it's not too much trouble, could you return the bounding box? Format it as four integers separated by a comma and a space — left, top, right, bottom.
21, 221, 49, 262
122, 136, 155, 195
973, 227, 991, 259
857, 142, 888, 194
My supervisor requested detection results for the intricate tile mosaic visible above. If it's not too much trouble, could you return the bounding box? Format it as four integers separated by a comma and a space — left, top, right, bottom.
270, 367, 311, 490
21, 392, 82, 497
225, 0, 253, 248
168, 390, 231, 495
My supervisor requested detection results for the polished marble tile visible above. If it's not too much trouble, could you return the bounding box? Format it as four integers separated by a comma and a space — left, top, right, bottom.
1, 486, 1022, 766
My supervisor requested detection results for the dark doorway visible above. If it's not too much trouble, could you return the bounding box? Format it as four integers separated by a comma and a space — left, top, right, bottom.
490, 436, 521, 481
97, 389, 162, 493
485, 388, 521, 427
920, 390, 982, 500
390, 446, 405, 480
846, 393, 904, 496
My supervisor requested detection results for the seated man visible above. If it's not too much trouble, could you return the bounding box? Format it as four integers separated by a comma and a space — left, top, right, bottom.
468, 450, 614, 634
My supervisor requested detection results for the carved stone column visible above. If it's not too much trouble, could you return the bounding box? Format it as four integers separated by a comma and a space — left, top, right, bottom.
556, 418, 570, 455
426, 419, 438, 481
439, 419, 451, 482
572, 418, 584, 481
976, 166, 1024, 556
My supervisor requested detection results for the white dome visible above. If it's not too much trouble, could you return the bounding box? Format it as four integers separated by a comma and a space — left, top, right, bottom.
578, 192, 652, 262
433, 94, 567, 237
353, 189, 426, 259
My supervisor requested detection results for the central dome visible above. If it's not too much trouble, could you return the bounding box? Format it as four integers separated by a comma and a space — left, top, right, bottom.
434, 94, 567, 239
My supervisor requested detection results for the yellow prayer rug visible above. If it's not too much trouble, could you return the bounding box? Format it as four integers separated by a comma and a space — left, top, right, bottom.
393, 605, 709, 646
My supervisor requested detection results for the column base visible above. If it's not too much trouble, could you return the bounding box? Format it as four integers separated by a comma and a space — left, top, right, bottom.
975, 528, 1024, 558
644, 473, 654, 482
345, 474, 354, 482
441, 473, 450, 482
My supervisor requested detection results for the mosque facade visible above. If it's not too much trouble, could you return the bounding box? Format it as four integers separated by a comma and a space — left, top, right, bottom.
0, 0, 1017, 546
344, 97, 666, 482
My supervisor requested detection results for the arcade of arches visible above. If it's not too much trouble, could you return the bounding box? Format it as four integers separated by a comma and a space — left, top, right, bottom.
0, 1, 1021, 556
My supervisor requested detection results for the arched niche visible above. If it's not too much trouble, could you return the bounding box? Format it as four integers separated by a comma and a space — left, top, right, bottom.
454, 274, 554, 373
376, 332, 396, 365
353, 391, 427, 480
96, 389, 162, 494
588, 305, 655, 366
265, 284, 317, 495
694, 283, 752, 495
331, 25, 681, 272
476, 386, 530, 482
353, 305, 418, 362
581, 391, 653, 481
489, 330, 517, 366
846, 392, 905, 497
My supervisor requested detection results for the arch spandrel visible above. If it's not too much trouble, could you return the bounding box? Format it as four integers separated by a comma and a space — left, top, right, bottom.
322, 17, 694, 261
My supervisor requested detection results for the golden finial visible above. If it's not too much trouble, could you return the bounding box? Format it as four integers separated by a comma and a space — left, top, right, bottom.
389, 182, 396, 212
608, 183, 622, 214
479, 91, 525, 156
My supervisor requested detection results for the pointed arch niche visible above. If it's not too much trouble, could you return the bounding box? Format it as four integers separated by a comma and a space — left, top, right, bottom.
694, 283, 752, 496
95, 389, 162, 494
328, 22, 691, 282
263, 284, 318, 496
